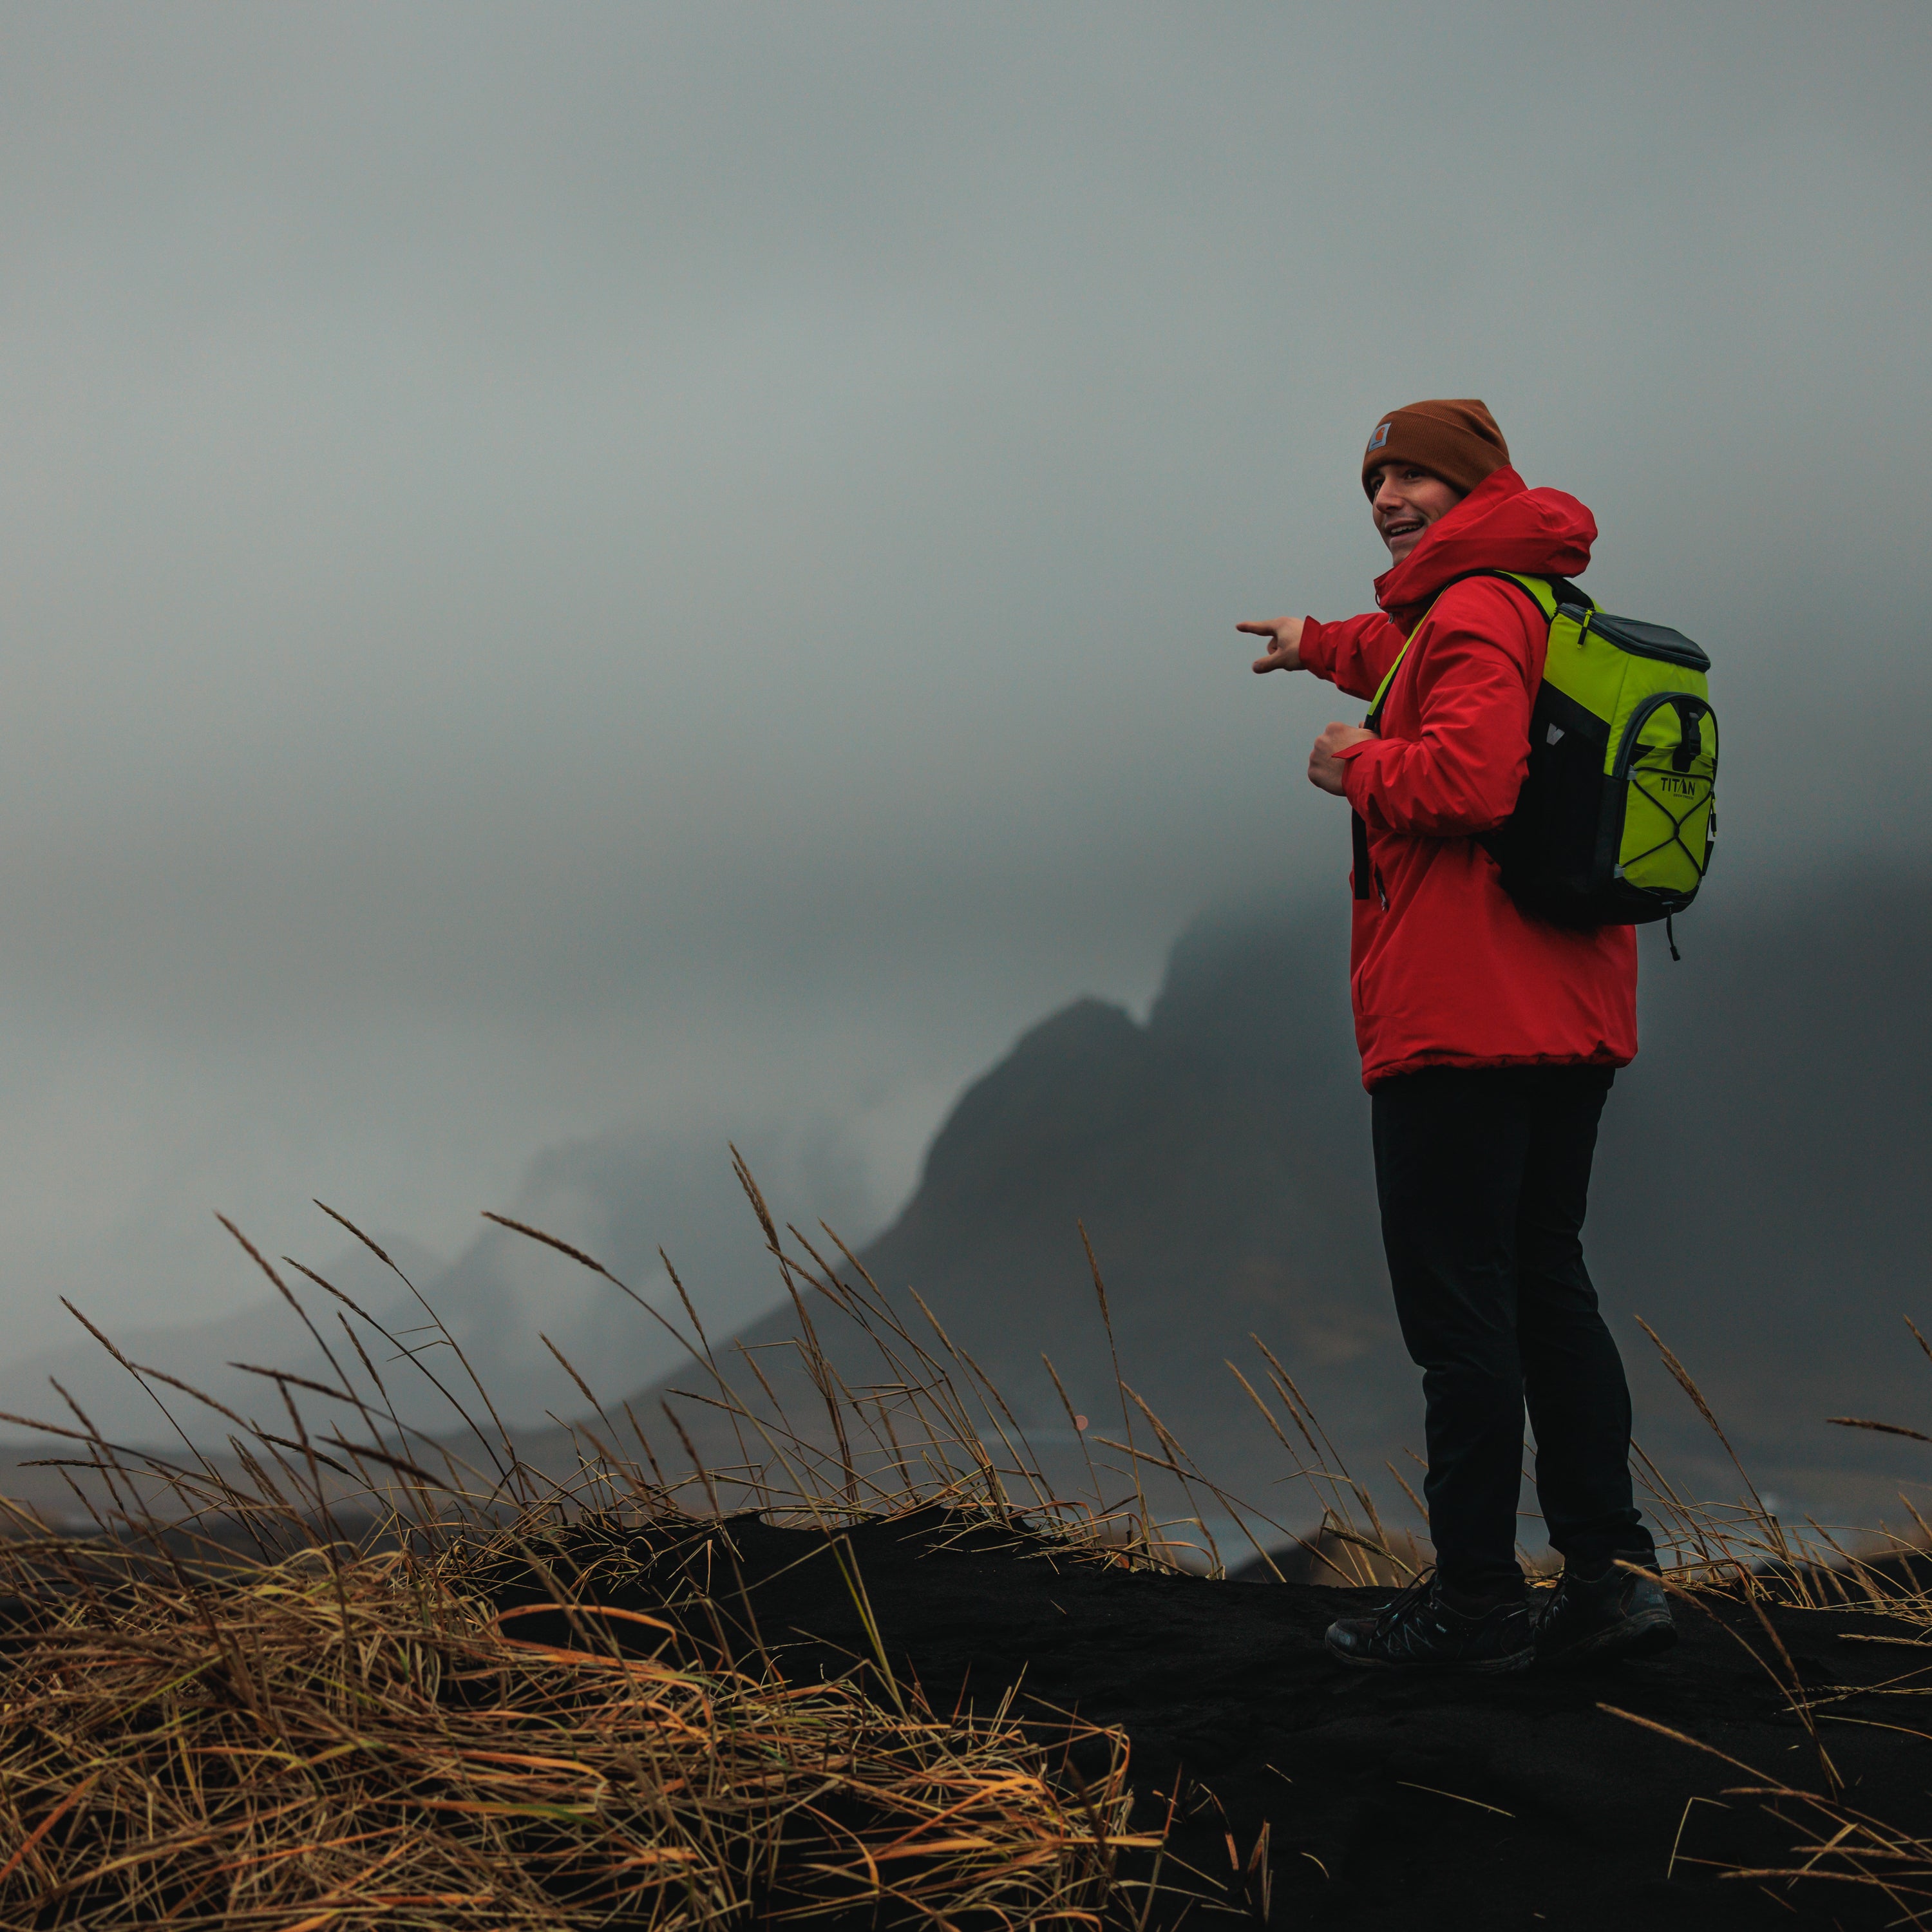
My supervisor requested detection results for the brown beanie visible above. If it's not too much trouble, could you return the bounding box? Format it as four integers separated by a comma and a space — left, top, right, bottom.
1361, 399, 1510, 498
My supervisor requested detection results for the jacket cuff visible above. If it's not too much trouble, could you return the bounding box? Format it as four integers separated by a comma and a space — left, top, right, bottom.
1296, 617, 1336, 681
1338, 736, 1392, 819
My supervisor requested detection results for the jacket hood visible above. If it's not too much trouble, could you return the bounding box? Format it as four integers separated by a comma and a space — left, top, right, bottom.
1373, 466, 1596, 623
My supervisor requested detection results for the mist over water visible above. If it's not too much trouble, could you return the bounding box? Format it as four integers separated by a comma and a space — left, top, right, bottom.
0, 6, 1926, 1464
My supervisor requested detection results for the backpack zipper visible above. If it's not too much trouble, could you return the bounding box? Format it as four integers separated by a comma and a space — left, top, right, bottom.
1613, 690, 1712, 781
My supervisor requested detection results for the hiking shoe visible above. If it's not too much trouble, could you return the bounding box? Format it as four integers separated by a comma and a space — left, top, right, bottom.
1324, 1573, 1535, 1673
1534, 1558, 1677, 1667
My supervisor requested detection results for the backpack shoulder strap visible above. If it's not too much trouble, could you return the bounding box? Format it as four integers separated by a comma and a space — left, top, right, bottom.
1362, 571, 1591, 728
1364, 614, 1426, 727
1354, 570, 1597, 896
1433, 568, 1596, 620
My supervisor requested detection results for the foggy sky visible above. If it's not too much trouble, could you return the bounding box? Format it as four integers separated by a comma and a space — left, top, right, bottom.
0, 3, 1926, 1372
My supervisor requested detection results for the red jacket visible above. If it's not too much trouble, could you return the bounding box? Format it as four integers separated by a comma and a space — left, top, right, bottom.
1298, 466, 1638, 1090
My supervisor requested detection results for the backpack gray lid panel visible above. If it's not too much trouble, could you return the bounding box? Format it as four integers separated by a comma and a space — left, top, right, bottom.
1587, 612, 1710, 671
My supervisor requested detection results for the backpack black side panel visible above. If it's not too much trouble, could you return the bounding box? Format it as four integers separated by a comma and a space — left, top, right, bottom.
1481, 683, 1611, 925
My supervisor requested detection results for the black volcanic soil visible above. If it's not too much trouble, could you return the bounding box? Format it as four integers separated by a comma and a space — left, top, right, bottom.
487, 1508, 1932, 1931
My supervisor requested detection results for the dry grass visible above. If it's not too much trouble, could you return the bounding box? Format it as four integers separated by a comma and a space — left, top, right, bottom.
0, 1167, 1187, 1930
0, 1531, 1148, 1930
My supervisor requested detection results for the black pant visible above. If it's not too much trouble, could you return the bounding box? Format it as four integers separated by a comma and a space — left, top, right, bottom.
1371, 1064, 1651, 1596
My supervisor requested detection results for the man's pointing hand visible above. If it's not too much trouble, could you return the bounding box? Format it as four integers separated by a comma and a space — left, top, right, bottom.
1239, 616, 1306, 674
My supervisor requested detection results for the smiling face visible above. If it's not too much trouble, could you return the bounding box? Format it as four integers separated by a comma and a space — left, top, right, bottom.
1367, 464, 1464, 563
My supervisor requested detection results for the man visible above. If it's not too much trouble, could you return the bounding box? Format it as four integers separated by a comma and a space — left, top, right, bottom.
1239, 399, 1673, 1671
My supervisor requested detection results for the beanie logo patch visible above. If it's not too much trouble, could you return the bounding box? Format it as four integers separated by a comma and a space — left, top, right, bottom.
1367, 421, 1392, 453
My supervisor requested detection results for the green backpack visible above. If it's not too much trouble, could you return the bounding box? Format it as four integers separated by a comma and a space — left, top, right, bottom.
1358, 571, 1718, 948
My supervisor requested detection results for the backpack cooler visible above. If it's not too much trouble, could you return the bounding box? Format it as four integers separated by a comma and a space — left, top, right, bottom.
1355, 571, 1718, 949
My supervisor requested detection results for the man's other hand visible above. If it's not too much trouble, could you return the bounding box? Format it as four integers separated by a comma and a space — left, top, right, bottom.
1309, 722, 1374, 795
1240, 616, 1306, 674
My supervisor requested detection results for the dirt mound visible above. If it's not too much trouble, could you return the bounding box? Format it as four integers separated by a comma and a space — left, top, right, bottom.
489, 1507, 1932, 1931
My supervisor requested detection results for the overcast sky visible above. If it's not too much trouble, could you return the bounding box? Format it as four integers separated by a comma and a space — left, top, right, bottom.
0, 2, 1926, 1376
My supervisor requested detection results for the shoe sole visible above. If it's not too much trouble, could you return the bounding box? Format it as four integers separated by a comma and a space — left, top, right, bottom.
1326, 1642, 1533, 1674
1539, 1607, 1678, 1668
